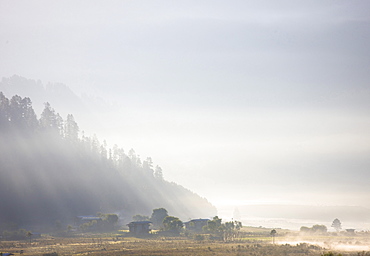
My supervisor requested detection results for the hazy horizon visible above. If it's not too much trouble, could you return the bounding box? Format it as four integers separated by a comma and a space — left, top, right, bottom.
1, 1, 370, 215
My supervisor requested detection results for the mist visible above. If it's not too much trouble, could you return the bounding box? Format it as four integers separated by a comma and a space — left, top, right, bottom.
1, 1, 370, 228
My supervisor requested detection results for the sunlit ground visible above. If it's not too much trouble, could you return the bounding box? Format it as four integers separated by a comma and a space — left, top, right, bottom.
1, 228, 370, 255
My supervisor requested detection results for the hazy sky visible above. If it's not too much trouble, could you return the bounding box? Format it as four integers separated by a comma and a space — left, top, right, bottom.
1, 1, 370, 209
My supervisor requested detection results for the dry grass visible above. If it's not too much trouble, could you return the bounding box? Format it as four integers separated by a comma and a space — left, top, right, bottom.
1, 232, 369, 256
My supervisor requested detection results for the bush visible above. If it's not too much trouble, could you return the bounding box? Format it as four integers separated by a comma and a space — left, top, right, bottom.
300, 224, 327, 234
2, 229, 30, 240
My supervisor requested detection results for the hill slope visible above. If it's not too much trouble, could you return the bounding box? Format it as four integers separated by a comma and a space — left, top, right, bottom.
0, 91, 216, 226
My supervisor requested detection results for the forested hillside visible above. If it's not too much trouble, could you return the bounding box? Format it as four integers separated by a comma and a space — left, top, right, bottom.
0, 92, 216, 226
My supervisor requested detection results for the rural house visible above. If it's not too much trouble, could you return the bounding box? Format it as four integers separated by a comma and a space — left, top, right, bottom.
184, 219, 209, 232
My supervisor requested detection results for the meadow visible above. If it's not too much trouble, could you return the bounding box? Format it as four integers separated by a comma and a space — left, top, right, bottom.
1, 227, 370, 256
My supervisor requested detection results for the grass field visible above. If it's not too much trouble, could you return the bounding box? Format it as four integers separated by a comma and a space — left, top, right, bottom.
1, 228, 369, 255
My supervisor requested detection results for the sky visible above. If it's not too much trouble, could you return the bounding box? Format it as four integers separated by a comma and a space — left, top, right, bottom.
1, 0, 370, 211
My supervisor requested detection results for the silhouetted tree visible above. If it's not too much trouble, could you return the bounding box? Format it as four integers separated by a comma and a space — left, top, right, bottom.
9, 95, 24, 127
64, 114, 79, 142
143, 157, 154, 176
202, 216, 242, 241
162, 216, 183, 234
27, 231, 33, 242
90, 134, 100, 153
154, 165, 163, 180
223, 220, 242, 241
331, 218, 342, 232
104, 214, 119, 230
128, 148, 136, 162
132, 214, 150, 221
100, 141, 108, 159
203, 216, 222, 234
0, 92, 10, 130
7, 95, 38, 131
23, 97, 38, 130
270, 229, 277, 244
150, 208, 168, 229
40, 102, 63, 134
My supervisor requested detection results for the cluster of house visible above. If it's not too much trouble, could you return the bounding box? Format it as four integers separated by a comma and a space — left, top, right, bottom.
75, 215, 210, 235
127, 218, 209, 235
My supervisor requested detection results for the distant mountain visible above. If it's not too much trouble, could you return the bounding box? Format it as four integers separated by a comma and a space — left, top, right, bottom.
0, 87, 216, 227
0, 75, 84, 114
0, 75, 111, 137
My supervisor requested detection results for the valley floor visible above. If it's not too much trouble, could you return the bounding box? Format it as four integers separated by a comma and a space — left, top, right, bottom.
1, 230, 370, 256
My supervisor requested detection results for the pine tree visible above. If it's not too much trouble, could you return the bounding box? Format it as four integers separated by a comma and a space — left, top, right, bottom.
331, 218, 342, 232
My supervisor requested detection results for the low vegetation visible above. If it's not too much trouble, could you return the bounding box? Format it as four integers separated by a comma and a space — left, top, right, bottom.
1, 229, 370, 256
